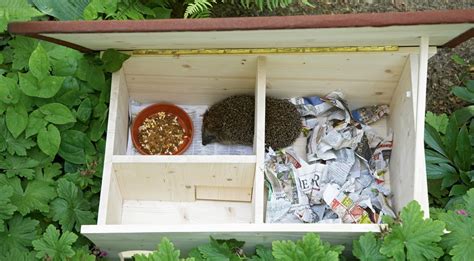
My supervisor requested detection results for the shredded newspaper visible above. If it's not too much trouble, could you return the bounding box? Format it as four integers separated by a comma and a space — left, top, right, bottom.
265, 92, 395, 224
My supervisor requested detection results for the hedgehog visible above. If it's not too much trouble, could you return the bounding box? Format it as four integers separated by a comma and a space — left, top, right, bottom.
202, 95, 302, 149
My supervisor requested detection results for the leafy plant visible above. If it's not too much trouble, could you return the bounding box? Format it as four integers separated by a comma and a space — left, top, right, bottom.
0, 0, 43, 32
425, 79, 474, 209
1, 15, 129, 258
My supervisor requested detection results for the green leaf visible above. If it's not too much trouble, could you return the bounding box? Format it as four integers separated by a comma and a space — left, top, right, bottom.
0, 155, 39, 179
77, 97, 92, 122
449, 184, 468, 197
0, 116, 36, 156
8, 36, 38, 70
0, 0, 43, 32
426, 112, 449, 135
272, 233, 343, 261
198, 237, 237, 260
88, 117, 107, 142
32, 224, 78, 261
102, 49, 131, 73
445, 116, 459, 161
0, 176, 56, 215
452, 106, 474, 126
25, 109, 47, 138
456, 126, 472, 171
6, 103, 28, 138
153, 7, 172, 19
19, 72, 65, 98
380, 201, 445, 261
70, 247, 96, 261
48, 46, 82, 77
439, 189, 474, 261
76, 58, 106, 91
0, 215, 39, 253
39, 103, 76, 124
37, 124, 60, 157
441, 172, 459, 189
0, 185, 17, 232
134, 238, 183, 261
29, 43, 50, 80
451, 54, 467, 66
249, 245, 274, 261
353, 233, 386, 261
426, 163, 456, 180
424, 122, 447, 157
50, 179, 95, 231
58, 130, 96, 164
452, 86, 474, 103
32, 0, 90, 21
0, 248, 36, 261
0, 75, 21, 104
425, 149, 450, 164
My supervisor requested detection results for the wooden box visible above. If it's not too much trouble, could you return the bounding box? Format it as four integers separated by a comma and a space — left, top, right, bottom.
10, 10, 473, 259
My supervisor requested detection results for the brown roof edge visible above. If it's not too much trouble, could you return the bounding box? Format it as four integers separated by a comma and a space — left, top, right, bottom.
8, 9, 474, 35
442, 28, 474, 48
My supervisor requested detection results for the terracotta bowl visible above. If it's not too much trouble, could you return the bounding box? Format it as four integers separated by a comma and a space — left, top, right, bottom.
131, 104, 193, 155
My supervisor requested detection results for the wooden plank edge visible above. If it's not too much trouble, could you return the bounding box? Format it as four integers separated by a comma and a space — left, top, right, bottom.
111, 155, 257, 163
9, 10, 474, 35
442, 28, 474, 48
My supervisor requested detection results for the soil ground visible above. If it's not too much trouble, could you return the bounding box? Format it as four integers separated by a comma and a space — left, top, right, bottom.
212, 0, 474, 114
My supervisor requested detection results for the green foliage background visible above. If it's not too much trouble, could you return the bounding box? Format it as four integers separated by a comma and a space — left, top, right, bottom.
0, 0, 473, 260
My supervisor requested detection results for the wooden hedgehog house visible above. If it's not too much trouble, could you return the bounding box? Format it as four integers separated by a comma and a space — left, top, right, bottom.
9, 9, 474, 259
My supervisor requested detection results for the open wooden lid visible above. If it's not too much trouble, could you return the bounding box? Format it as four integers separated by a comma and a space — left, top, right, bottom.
8, 9, 474, 52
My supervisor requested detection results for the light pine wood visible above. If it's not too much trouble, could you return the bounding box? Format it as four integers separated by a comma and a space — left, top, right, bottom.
82, 223, 381, 259
42, 24, 472, 50
97, 69, 128, 225
253, 57, 266, 223
112, 157, 256, 202
120, 200, 253, 225
387, 55, 417, 214
414, 37, 430, 217
195, 186, 253, 202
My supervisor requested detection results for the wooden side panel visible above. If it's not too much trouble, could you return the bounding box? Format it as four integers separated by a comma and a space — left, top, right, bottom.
82, 224, 380, 259
388, 57, 417, 213
121, 200, 253, 225
112, 156, 256, 202
253, 57, 266, 223
195, 186, 252, 202
97, 69, 128, 224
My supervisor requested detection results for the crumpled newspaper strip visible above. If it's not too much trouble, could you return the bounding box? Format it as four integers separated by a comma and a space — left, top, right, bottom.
265, 92, 395, 224
126, 100, 253, 155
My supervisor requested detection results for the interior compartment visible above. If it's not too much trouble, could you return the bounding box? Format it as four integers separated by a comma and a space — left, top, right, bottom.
98, 48, 428, 226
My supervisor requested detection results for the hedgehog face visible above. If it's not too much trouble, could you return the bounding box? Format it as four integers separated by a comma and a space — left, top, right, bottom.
202, 110, 220, 145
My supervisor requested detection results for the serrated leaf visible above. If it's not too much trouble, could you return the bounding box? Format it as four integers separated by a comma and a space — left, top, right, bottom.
272, 233, 342, 261
39, 102, 76, 124
38, 124, 60, 157
0, 75, 21, 104
134, 238, 184, 261
58, 130, 96, 164
380, 201, 445, 261
0, 175, 56, 215
0, 116, 36, 156
0, 215, 39, 253
425, 123, 447, 157
426, 112, 449, 135
353, 233, 386, 261
0, 0, 43, 32
439, 189, 474, 261
0, 248, 36, 261
102, 49, 130, 73
29, 43, 50, 80
32, 224, 78, 261
8, 36, 38, 70
69, 247, 96, 261
6, 103, 28, 138
50, 179, 95, 231
0, 155, 39, 179
0, 185, 17, 232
